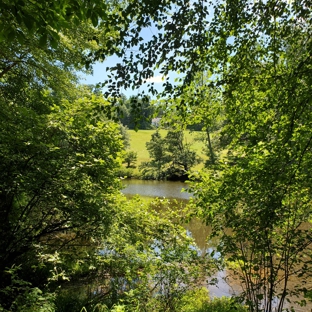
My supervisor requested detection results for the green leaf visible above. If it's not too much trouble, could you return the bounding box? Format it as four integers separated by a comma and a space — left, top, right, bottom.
91, 13, 98, 27
23, 14, 35, 31
39, 33, 47, 47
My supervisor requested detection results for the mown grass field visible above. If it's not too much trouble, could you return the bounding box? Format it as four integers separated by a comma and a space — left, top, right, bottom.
127, 130, 208, 172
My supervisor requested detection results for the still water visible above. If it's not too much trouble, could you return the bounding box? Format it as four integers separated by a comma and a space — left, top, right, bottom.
122, 179, 191, 199
122, 179, 311, 311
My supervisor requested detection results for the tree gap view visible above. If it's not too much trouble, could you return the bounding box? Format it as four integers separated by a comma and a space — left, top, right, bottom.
1, 0, 312, 311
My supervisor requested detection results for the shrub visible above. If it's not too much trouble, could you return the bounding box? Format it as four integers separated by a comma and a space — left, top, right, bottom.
175, 288, 248, 312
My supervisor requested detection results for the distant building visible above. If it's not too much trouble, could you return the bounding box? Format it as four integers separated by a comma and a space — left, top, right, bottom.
151, 117, 161, 128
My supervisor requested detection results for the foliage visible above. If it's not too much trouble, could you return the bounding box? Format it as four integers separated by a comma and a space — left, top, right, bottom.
165, 130, 201, 173
0, 1, 132, 308
52, 196, 205, 312
0, 0, 112, 47
116, 167, 136, 179
6, 0, 312, 311
0, 266, 56, 312
123, 151, 138, 168
175, 288, 210, 312
186, 77, 225, 166
0, 10, 126, 306
126, 130, 207, 174
79, 291, 248, 312
140, 130, 169, 180
118, 124, 131, 149
162, 72, 225, 166
187, 4, 312, 311
177, 293, 248, 312
118, 96, 155, 130
0, 87, 124, 307
200, 296, 248, 312
140, 130, 201, 180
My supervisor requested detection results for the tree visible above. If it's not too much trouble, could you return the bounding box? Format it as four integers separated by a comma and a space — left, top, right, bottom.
140, 130, 169, 180
167, 73, 225, 166
103, 0, 312, 310
188, 5, 312, 312
82, 197, 204, 312
0, 0, 135, 64
0, 87, 125, 308
118, 123, 131, 149
164, 130, 201, 174
123, 150, 138, 168
141, 130, 200, 180
0, 2, 124, 307
118, 95, 155, 130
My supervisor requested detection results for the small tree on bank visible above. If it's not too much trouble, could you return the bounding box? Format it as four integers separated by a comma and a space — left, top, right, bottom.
140, 130, 169, 180
140, 130, 201, 180
123, 150, 138, 168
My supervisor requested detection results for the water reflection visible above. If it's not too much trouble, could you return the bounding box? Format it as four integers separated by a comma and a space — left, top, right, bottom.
122, 179, 191, 199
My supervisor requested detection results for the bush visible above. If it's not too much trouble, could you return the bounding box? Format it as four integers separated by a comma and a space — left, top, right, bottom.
123, 151, 138, 168
174, 288, 248, 312
176, 288, 210, 312
202, 297, 248, 312
116, 167, 135, 179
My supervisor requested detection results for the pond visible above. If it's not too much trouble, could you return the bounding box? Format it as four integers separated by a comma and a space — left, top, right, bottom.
122, 179, 312, 311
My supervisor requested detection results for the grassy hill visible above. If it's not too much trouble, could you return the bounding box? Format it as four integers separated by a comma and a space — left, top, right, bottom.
125, 130, 208, 176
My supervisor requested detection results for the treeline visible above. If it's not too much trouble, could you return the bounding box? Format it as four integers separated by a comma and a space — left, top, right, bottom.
117, 95, 156, 130
116, 95, 205, 131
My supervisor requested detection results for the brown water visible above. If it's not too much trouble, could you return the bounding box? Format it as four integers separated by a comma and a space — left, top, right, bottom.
122, 179, 312, 311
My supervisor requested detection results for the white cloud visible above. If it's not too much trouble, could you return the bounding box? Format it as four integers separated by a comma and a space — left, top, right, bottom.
144, 75, 167, 83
